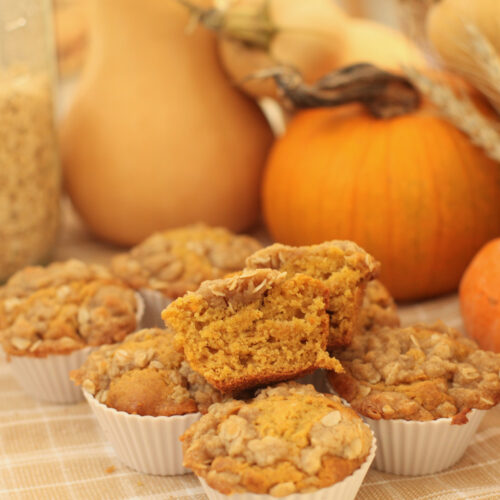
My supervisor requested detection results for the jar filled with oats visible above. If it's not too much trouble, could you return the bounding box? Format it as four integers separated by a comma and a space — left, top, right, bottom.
0, 0, 60, 281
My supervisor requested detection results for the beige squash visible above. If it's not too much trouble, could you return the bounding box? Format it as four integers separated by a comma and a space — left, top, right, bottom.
337, 18, 429, 71
60, 0, 273, 246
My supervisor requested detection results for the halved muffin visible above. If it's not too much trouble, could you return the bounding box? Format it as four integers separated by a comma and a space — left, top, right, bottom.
163, 269, 342, 393
245, 241, 380, 348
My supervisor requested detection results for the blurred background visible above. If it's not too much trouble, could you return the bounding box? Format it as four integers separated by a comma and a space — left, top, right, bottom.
3, 0, 500, 310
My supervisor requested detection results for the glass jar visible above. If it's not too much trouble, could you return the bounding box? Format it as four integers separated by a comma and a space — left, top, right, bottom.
0, 0, 60, 281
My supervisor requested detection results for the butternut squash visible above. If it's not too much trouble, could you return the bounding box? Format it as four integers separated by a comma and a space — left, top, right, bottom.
60, 0, 273, 246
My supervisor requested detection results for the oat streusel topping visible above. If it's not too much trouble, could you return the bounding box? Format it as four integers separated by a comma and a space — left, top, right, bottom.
359, 280, 400, 332
181, 382, 372, 497
111, 224, 262, 299
71, 328, 224, 416
0, 259, 112, 302
0, 260, 138, 357
163, 269, 342, 393
328, 322, 500, 422
245, 241, 380, 348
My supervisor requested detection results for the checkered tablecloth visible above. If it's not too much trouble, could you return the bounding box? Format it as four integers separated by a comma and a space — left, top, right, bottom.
1, 293, 499, 500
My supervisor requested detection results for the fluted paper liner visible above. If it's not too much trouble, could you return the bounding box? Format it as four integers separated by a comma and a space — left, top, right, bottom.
7, 293, 144, 404
10, 347, 95, 403
139, 288, 171, 328
198, 434, 376, 500
84, 391, 200, 475
366, 410, 486, 475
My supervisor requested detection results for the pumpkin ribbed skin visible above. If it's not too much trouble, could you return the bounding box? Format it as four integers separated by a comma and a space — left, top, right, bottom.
262, 104, 500, 301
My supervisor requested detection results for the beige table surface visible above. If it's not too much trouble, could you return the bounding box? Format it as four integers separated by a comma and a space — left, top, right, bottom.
1, 203, 499, 500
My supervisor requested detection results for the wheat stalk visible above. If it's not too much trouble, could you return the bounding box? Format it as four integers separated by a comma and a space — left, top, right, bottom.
396, 0, 438, 53
465, 23, 500, 113
404, 66, 500, 162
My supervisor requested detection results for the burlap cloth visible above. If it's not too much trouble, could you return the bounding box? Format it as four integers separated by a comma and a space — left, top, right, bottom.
1, 292, 499, 500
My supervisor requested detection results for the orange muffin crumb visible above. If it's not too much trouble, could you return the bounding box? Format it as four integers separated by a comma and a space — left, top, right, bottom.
163, 269, 342, 393
245, 241, 380, 348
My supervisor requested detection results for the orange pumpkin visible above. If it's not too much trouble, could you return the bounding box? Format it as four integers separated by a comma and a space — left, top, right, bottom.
460, 239, 500, 352
262, 103, 500, 301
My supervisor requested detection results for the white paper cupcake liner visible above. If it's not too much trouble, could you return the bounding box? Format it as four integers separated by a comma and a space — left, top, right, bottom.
366, 409, 487, 475
138, 288, 172, 328
10, 346, 96, 403
84, 390, 200, 475
198, 434, 376, 500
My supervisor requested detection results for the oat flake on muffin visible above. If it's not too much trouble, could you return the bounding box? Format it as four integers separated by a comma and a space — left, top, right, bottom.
111, 223, 263, 299
71, 328, 224, 415
328, 322, 500, 422
181, 382, 373, 497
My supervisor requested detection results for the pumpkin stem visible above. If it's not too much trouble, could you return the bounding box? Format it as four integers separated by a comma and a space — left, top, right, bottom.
256, 63, 420, 118
174, 0, 275, 49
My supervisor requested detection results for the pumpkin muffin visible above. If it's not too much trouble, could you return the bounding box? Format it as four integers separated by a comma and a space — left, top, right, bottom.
328, 322, 500, 422
0, 259, 140, 358
111, 223, 263, 300
71, 327, 224, 415
359, 280, 400, 332
163, 269, 343, 393
181, 382, 374, 497
328, 322, 500, 475
245, 241, 380, 348
73, 328, 224, 475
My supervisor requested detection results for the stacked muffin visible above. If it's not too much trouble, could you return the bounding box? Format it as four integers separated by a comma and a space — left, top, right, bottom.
74, 232, 382, 498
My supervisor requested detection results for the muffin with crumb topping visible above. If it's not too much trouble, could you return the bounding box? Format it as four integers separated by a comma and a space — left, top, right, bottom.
71, 328, 223, 415
328, 322, 500, 475
0, 259, 142, 403
245, 241, 379, 349
72, 327, 225, 475
181, 382, 375, 498
111, 223, 262, 327
163, 269, 343, 393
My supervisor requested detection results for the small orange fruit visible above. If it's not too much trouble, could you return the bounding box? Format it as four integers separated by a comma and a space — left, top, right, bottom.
459, 239, 500, 352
